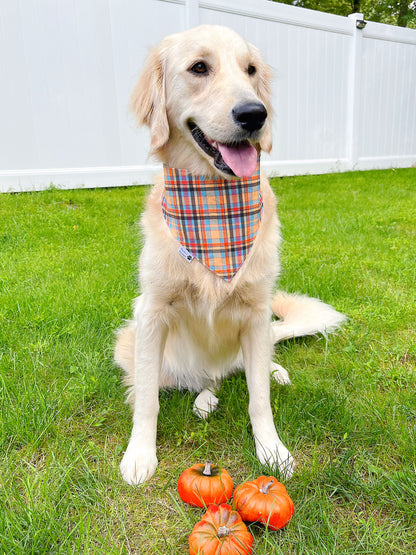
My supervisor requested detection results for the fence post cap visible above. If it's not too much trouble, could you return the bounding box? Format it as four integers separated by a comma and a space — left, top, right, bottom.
348, 12, 364, 20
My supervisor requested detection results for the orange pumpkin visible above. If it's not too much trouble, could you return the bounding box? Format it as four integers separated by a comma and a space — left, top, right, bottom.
189, 503, 253, 555
178, 461, 234, 507
232, 476, 294, 530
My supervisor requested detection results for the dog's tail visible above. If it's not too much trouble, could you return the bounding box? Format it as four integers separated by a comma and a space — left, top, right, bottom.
270, 291, 346, 343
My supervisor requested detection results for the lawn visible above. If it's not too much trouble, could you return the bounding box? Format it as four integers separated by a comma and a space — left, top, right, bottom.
1, 168, 415, 554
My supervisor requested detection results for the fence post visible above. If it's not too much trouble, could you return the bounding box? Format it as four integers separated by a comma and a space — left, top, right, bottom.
185, 0, 199, 29
346, 12, 366, 170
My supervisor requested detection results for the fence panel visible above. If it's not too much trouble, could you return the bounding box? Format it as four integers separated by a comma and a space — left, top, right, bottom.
358, 22, 416, 168
0, 0, 415, 192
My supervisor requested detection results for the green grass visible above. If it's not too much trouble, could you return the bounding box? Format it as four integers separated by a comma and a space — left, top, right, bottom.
1, 168, 415, 553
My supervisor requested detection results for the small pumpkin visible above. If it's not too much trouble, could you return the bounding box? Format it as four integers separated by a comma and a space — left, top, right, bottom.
189, 503, 253, 555
232, 476, 294, 530
178, 461, 233, 507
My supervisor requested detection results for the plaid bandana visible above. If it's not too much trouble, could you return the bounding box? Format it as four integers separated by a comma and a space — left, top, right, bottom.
162, 162, 263, 282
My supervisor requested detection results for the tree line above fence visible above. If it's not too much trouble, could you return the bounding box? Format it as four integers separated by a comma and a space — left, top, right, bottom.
275, 0, 416, 28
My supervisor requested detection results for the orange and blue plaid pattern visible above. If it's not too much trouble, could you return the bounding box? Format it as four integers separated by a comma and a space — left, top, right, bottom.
162, 162, 263, 282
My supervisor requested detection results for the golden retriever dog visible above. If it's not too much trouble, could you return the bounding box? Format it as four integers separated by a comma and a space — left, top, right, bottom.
115, 25, 345, 485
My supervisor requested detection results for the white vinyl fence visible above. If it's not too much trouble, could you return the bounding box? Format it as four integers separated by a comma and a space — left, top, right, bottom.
0, 0, 415, 193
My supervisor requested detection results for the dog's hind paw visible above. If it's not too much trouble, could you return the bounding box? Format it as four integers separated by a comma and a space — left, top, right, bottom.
193, 388, 219, 419
271, 363, 292, 385
120, 445, 158, 485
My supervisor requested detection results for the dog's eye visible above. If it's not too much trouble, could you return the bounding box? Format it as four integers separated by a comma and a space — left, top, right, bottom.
189, 61, 208, 75
247, 65, 256, 76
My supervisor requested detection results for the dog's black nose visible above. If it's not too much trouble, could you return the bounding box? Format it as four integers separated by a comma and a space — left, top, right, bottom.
232, 102, 267, 132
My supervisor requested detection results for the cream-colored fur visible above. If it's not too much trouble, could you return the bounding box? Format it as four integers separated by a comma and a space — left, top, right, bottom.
115, 25, 345, 485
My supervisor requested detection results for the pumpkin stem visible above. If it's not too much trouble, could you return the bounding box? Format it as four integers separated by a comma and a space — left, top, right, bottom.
202, 461, 212, 476
260, 478, 275, 494
217, 526, 229, 538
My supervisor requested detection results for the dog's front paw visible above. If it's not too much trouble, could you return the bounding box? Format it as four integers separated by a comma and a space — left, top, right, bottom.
256, 439, 295, 480
120, 444, 158, 485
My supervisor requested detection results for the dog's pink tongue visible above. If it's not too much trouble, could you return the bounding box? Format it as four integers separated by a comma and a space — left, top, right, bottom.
217, 142, 258, 178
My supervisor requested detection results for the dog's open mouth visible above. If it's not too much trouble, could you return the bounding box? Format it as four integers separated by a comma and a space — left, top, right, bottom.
188, 122, 258, 178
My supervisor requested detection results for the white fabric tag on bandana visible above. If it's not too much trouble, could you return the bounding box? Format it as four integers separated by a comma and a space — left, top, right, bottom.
178, 245, 194, 263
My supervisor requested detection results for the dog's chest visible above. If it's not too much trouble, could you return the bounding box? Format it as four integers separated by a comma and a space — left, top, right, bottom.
169, 279, 266, 334
165, 283, 255, 366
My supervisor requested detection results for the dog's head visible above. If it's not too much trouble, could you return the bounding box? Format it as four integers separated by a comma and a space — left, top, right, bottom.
131, 25, 273, 178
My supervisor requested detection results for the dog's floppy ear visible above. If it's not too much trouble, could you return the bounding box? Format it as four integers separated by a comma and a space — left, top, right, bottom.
249, 44, 273, 153
130, 45, 169, 154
